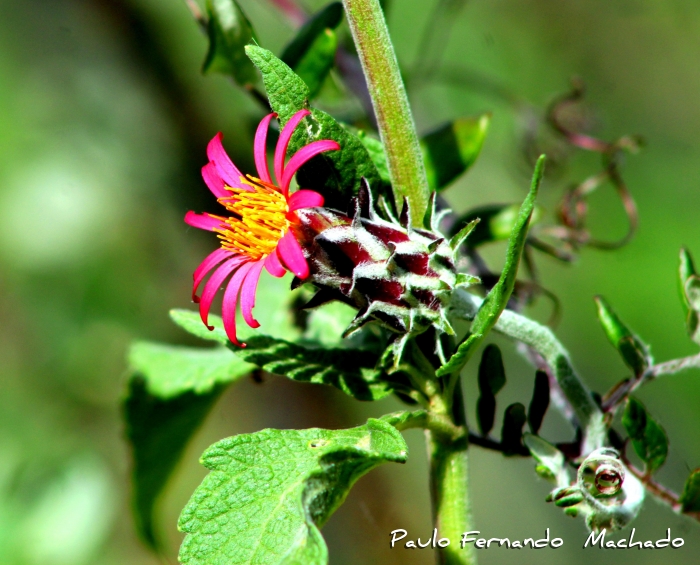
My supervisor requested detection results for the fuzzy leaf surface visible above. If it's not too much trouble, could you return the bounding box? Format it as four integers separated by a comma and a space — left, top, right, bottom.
245, 46, 382, 207
203, 0, 258, 87
235, 335, 392, 401
679, 469, 700, 513
129, 342, 255, 398
178, 419, 408, 565
622, 397, 668, 473
421, 114, 490, 191
436, 155, 545, 377
169, 310, 390, 400
170, 309, 230, 345
594, 296, 650, 375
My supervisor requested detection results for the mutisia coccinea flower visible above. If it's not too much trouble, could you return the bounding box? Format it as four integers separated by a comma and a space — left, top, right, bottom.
185, 109, 339, 345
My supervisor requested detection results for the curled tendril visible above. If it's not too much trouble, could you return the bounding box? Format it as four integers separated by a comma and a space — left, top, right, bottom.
546, 447, 644, 532
544, 78, 642, 251
578, 447, 625, 499
577, 447, 644, 532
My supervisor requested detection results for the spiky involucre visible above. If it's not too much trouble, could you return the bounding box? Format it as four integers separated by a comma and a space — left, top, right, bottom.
293, 183, 479, 357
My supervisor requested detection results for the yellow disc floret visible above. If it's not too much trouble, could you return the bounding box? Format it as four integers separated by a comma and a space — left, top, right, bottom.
213, 176, 289, 261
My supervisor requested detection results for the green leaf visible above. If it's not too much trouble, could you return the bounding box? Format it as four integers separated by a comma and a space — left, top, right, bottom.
524, 433, 568, 485
291, 28, 338, 99
449, 219, 479, 252
679, 246, 696, 305
449, 204, 543, 248
202, 0, 258, 87
170, 309, 390, 400
245, 45, 383, 208
125, 380, 223, 550
421, 114, 490, 191
303, 300, 358, 346
280, 2, 343, 99
124, 343, 254, 549
501, 403, 526, 456
436, 155, 545, 378
622, 397, 668, 474
236, 335, 392, 401
356, 131, 391, 185
178, 419, 408, 565
281, 3, 343, 67
245, 44, 309, 118
679, 247, 700, 344
170, 273, 302, 345
679, 469, 700, 513
527, 370, 550, 434
129, 342, 255, 398
594, 296, 650, 375
476, 344, 506, 436
170, 309, 230, 345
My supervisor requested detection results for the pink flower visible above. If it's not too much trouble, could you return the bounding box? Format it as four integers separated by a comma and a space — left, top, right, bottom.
185, 109, 340, 346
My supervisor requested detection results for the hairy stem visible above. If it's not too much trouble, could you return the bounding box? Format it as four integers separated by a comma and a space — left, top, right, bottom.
342, 0, 430, 224
602, 351, 700, 412
645, 352, 700, 379
428, 384, 476, 565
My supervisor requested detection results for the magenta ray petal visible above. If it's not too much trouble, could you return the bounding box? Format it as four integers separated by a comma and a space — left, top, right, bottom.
222, 261, 255, 346
288, 189, 324, 212
280, 140, 340, 195
185, 211, 225, 232
277, 231, 309, 279
274, 109, 310, 184
199, 256, 249, 329
192, 247, 234, 302
240, 259, 265, 328
207, 133, 244, 188
264, 249, 286, 277
201, 162, 228, 199
254, 113, 276, 184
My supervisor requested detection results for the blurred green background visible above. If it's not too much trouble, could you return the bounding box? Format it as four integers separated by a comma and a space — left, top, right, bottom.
1, 0, 699, 564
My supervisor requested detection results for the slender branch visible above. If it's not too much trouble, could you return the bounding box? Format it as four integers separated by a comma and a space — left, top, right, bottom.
645, 352, 700, 380
342, 0, 430, 225
183, 0, 207, 30
601, 351, 700, 412
467, 433, 529, 456
619, 450, 694, 518
547, 80, 642, 250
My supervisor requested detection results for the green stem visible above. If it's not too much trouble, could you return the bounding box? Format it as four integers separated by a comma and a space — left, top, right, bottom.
342, 0, 430, 225
428, 383, 476, 565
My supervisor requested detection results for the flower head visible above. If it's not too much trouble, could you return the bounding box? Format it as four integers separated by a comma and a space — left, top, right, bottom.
185, 109, 340, 345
